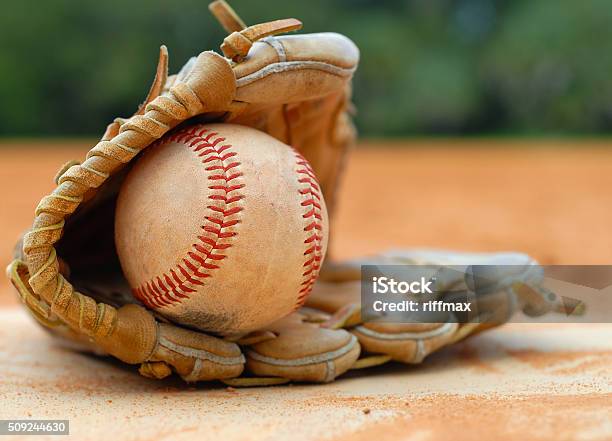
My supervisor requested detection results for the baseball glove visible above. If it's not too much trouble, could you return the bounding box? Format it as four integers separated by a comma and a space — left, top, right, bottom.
8, 0, 359, 384
7, 1, 572, 386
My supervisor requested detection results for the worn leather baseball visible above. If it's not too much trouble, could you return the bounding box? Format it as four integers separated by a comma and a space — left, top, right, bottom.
115, 123, 328, 335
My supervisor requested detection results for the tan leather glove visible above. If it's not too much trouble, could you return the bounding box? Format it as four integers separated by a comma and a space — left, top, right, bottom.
7, 0, 358, 384
224, 311, 360, 386
310, 250, 575, 368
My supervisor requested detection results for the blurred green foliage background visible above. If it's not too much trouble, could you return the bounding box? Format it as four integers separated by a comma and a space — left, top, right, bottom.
1, 0, 611, 137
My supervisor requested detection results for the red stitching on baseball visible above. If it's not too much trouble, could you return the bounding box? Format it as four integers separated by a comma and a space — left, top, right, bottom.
133, 126, 243, 309
293, 151, 324, 310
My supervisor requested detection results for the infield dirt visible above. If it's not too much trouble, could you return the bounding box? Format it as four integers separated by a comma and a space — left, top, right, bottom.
1, 139, 610, 440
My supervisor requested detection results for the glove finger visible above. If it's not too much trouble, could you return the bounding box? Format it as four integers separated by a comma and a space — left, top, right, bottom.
352, 321, 460, 364
307, 279, 477, 366
148, 322, 245, 382
241, 312, 360, 383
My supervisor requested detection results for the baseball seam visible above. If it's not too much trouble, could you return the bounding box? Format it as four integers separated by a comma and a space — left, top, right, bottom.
132, 126, 244, 309
294, 151, 324, 310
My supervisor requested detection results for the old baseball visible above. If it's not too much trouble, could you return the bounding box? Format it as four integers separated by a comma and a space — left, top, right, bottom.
115, 123, 328, 335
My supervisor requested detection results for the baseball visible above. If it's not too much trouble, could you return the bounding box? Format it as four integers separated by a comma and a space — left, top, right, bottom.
114, 123, 328, 335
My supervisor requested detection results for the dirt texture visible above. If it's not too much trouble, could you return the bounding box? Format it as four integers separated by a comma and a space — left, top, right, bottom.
1, 139, 611, 440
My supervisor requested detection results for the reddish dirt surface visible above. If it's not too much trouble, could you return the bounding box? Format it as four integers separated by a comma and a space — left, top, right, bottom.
1, 139, 611, 440
333, 139, 612, 264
